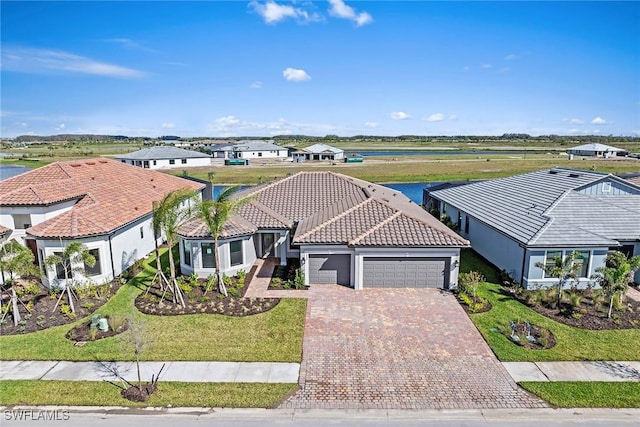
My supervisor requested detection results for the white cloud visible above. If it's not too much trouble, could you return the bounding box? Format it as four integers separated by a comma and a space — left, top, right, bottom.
283, 67, 311, 82
364, 121, 379, 128
481, 64, 492, 69
567, 128, 583, 134
632, 130, 640, 136
593, 129, 601, 134
248, 1, 317, 24
161, 123, 175, 129
216, 115, 242, 126
591, 116, 608, 125
208, 115, 338, 137
328, 0, 373, 26
1, 47, 145, 78
563, 118, 584, 125
499, 67, 510, 73
463, 66, 470, 72
390, 111, 411, 120
449, 114, 458, 121
504, 53, 518, 61
250, 81, 263, 89
54, 123, 66, 130
103, 38, 157, 53
424, 113, 445, 122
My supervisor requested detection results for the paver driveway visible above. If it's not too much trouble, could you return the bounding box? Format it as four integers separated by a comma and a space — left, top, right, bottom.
280, 285, 547, 409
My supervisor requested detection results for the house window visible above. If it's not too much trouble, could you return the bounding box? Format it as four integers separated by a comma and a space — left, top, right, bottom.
183, 241, 192, 267
143, 161, 149, 168
464, 215, 470, 234
153, 160, 157, 165
258, 152, 263, 157
181, 159, 187, 164
230, 240, 243, 266
140, 226, 144, 239
573, 250, 590, 278
602, 182, 612, 193
201, 243, 216, 268
543, 251, 563, 277
169, 159, 175, 165
85, 249, 101, 276
12, 214, 31, 230
53, 252, 71, 280
39, 249, 45, 273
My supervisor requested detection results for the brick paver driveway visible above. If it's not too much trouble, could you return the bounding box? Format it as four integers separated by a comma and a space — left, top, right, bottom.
280, 285, 547, 409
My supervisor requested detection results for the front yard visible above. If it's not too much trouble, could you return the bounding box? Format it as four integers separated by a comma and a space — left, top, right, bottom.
460, 249, 640, 408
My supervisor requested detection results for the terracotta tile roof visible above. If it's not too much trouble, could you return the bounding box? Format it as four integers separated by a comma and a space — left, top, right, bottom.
179, 215, 257, 239
182, 171, 468, 248
0, 158, 204, 239
627, 176, 640, 185
0, 224, 10, 237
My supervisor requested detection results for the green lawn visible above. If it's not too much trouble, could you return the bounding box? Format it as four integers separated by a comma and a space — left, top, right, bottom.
0, 380, 297, 408
520, 382, 640, 408
0, 251, 306, 362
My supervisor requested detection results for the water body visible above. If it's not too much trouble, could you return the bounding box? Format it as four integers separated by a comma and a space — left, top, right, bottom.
1, 165, 31, 181
347, 150, 533, 157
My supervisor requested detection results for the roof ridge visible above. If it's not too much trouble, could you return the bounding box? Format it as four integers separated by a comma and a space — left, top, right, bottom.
349, 209, 402, 246
244, 172, 303, 197
529, 189, 571, 244
296, 197, 373, 241
248, 200, 292, 227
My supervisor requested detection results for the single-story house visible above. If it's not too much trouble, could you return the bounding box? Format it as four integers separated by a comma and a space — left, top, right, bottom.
626, 175, 640, 186
292, 144, 344, 162
567, 143, 625, 158
204, 140, 289, 160
178, 171, 469, 290
0, 158, 205, 287
427, 168, 640, 288
114, 145, 212, 169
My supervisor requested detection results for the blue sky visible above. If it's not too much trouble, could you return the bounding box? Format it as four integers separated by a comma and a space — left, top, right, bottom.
1, 1, 639, 138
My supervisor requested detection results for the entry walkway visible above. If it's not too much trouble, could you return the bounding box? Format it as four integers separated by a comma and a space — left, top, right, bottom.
504, 361, 640, 382
0, 361, 299, 383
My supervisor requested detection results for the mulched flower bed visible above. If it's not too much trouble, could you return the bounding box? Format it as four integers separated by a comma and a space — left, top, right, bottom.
268, 259, 307, 291
135, 276, 280, 316
457, 295, 492, 314
511, 288, 640, 330
0, 280, 123, 336
503, 322, 556, 350
65, 315, 129, 342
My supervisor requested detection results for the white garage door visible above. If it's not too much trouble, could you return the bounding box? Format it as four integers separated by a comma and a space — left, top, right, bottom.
308, 254, 351, 286
363, 257, 448, 288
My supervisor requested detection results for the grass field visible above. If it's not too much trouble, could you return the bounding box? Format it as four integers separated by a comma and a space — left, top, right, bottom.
520, 382, 640, 408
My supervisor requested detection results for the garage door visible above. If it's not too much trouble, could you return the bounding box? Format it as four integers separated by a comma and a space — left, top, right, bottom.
363, 257, 448, 288
308, 254, 351, 285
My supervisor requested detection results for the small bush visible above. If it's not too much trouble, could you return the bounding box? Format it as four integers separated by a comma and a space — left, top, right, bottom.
81, 302, 95, 310
227, 288, 241, 297
271, 278, 282, 287
199, 296, 211, 303
569, 293, 582, 308
108, 315, 127, 331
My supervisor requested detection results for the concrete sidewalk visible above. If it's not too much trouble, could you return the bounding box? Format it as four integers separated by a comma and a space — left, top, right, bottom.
503, 361, 640, 382
0, 361, 300, 383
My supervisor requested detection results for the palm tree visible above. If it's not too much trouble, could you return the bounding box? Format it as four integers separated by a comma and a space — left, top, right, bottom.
535, 251, 581, 309
592, 251, 640, 318
194, 186, 252, 296
0, 240, 42, 326
44, 240, 95, 313
152, 188, 198, 305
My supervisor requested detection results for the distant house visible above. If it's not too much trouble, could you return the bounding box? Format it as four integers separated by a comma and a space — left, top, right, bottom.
292, 144, 344, 162
0, 159, 205, 287
567, 143, 625, 158
178, 171, 469, 290
205, 140, 289, 161
114, 146, 212, 169
429, 168, 640, 288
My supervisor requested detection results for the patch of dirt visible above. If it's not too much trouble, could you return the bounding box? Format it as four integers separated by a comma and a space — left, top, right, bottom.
135, 276, 280, 316
0, 279, 124, 336
121, 383, 157, 402
268, 259, 307, 291
511, 288, 640, 330
503, 322, 556, 350
65, 316, 129, 342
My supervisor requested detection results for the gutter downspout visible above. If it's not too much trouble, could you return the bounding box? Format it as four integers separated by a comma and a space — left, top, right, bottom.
520, 245, 527, 288
108, 233, 116, 282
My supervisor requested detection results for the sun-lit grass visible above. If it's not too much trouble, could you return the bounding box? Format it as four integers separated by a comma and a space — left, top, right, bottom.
520, 382, 640, 408
0, 380, 297, 408
0, 250, 306, 362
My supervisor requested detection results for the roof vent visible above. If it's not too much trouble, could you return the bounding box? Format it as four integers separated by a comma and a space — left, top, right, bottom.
549, 170, 558, 174
569, 173, 580, 178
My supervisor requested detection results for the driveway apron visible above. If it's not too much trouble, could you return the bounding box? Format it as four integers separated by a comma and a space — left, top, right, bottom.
280, 285, 547, 409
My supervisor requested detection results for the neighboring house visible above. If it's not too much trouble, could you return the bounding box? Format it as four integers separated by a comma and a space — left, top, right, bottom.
626, 175, 640, 186
178, 171, 469, 290
428, 168, 640, 288
205, 140, 289, 160
567, 143, 625, 158
114, 145, 212, 169
0, 158, 205, 287
292, 144, 344, 162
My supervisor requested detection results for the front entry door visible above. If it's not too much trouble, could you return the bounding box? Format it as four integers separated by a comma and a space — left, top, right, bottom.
261, 233, 275, 258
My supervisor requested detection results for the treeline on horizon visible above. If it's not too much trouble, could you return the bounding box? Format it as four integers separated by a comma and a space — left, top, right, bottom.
6, 133, 640, 145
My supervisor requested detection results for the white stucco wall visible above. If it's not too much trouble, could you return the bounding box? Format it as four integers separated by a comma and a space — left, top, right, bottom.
179, 235, 257, 278
236, 150, 288, 159
118, 157, 211, 170
1, 201, 76, 244
525, 247, 609, 290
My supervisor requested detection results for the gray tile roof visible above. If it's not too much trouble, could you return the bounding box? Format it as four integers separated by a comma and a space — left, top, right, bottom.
568, 143, 624, 152
180, 171, 468, 248
114, 145, 210, 160
430, 168, 640, 247
299, 143, 344, 154
206, 140, 286, 153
